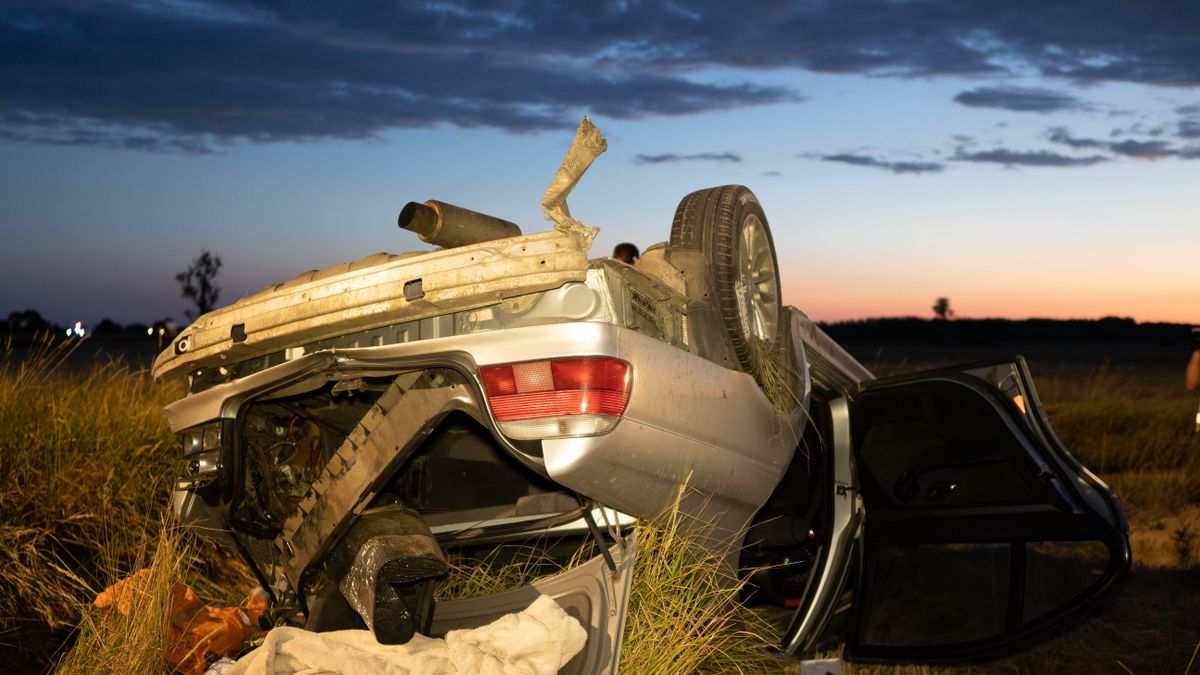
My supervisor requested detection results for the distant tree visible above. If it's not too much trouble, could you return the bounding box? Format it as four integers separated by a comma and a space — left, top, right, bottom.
176, 250, 222, 320
94, 318, 121, 334
7, 309, 51, 332
932, 297, 955, 321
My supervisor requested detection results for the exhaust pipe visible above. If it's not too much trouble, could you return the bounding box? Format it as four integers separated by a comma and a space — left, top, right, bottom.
397, 200, 522, 248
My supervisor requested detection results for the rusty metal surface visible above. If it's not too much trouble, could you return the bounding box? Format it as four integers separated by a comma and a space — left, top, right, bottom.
398, 200, 522, 248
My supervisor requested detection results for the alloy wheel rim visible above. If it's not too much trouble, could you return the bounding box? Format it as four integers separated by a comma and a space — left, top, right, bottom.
733, 213, 778, 346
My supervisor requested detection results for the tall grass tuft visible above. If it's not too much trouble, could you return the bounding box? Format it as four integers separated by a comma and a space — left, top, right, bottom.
0, 335, 183, 640
55, 522, 194, 675
621, 488, 780, 674
748, 336, 802, 414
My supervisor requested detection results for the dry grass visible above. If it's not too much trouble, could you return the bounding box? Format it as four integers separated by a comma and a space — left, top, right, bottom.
54, 522, 192, 675
0, 336, 252, 671
434, 491, 780, 673
620, 489, 780, 674
435, 542, 585, 602
0, 337, 177, 638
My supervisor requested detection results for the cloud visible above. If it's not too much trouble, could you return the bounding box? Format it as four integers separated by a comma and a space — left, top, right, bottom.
819, 153, 944, 174
1178, 107, 1200, 139
954, 87, 1084, 113
634, 152, 742, 165
0, 110, 220, 153
0, 2, 797, 151
1109, 122, 1167, 138
4, 1, 1200, 151
1048, 126, 1185, 159
952, 148, 1108, 167
1107, 139, 1175, 158
1046, 127, 1106, 149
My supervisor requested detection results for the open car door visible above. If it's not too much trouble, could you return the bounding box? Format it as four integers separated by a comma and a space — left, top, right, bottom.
843, 357, 1130, 662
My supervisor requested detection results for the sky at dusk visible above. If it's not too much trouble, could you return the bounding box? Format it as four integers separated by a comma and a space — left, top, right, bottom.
1, 1, 1197, 327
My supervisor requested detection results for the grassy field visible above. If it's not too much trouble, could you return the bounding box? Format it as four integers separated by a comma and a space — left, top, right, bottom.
0, 338, 250, 672
1, 336, 1197, 673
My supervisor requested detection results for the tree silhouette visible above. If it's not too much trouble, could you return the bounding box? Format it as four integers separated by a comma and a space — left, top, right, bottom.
177, 250, 222, 320
932, 297, 955, 321
7, 309, 51, 332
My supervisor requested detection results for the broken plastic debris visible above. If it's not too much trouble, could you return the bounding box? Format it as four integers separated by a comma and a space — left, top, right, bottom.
540, 116, 607, 249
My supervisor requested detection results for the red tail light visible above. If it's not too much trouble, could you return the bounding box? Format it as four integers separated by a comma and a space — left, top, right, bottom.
480, 357, 631, 440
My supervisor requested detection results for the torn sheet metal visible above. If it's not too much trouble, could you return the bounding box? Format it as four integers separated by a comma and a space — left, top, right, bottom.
540, 116, 607, 249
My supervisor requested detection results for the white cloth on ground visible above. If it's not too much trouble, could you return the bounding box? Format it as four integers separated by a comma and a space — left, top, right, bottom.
225, 594, 587, 675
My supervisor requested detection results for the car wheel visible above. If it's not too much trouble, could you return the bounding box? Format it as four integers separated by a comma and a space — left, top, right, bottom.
670, 185, 783, 375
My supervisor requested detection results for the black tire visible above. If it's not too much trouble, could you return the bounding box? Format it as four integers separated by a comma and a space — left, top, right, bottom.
670, 185, 783, 375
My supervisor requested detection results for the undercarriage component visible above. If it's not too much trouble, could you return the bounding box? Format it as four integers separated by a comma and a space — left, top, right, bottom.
398, 200, 522, 248
328, 505, 448, 644
275, 373, 467, 584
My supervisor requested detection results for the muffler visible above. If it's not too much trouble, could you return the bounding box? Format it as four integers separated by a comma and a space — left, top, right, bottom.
398, 200, 522, 248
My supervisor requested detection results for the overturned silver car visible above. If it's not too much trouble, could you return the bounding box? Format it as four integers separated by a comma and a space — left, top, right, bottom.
154, 120, 1130, 670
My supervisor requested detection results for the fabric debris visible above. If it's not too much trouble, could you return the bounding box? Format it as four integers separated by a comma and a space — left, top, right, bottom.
204, 656, 240, 675
93, 570, 268, 675
225, 594, 586, 675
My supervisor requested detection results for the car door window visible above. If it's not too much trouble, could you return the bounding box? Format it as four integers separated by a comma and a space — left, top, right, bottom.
845, 362, 1130, 661
858, 542, 1010, 646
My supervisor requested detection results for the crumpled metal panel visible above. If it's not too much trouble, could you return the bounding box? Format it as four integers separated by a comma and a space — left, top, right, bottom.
540, 116, 606, 248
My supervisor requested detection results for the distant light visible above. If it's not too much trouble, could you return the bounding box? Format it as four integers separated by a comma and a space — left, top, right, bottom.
67, 321, 87, 338
147, 327, 154, 336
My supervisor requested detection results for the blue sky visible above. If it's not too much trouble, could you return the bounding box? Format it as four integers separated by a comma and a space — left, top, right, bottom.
1, 1, 1197, 326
